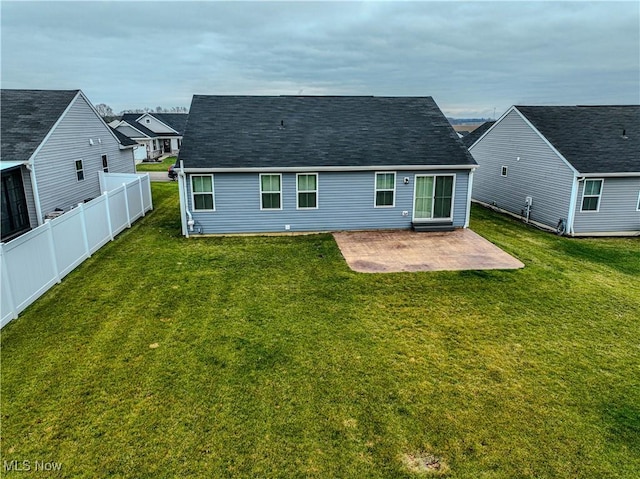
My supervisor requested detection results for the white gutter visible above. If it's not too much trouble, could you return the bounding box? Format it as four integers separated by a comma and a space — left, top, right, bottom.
579, 172, 640, 178
177, 160, 193, 237
464, 168, 474, 228
566, 174, 580, 236
180, 164, 478, 174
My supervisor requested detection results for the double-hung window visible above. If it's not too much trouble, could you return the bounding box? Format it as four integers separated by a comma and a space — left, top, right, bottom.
191, 175, 215, 210
102, 154, 109, 173
297, 173, 318, 209
75, 160, 84, 181
260, 174, 282, 209
581, 179, 603, 212
414, 175, 455, 220
375, 172, 395, 207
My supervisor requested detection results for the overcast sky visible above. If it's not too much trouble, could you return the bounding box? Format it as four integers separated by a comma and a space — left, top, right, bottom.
1, 1, 638, 118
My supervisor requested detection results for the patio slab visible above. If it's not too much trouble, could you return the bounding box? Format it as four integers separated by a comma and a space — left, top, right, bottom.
333, 229, 524, 273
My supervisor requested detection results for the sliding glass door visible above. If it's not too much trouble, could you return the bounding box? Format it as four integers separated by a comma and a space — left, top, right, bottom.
413, 175, 454, 221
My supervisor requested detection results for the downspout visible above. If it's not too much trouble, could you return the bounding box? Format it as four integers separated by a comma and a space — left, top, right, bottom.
566, 175, 580, 236
464, 168, 475, 228
25, 163, 44, 225
177, 160, 193, 237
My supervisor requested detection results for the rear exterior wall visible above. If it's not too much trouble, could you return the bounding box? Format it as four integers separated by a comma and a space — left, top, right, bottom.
184, 169, 470, 234
470, 109, 575, 229
33, 95, 135, 218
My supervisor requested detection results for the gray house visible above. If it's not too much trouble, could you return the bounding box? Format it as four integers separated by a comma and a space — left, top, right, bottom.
112, 112, 188, 161
176, 95, 477, 236
1, 89, 137, 241
469, 105, 640, 236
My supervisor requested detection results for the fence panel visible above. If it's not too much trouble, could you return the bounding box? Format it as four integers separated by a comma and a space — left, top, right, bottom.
0, 173, 153, 328
51, 207, 88, 278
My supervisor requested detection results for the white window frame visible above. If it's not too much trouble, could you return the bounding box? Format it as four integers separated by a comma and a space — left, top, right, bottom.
296, 173, 318, 210
636, 191, 640, 212
75, 160, 84, 181
501, 166, 508, 177
580, 178, 604, 213
191, 174, 215, 211
374, 172, 396, 208
260, 173, 283, 210
101, 154, 109, 173
412, 173, 457, 222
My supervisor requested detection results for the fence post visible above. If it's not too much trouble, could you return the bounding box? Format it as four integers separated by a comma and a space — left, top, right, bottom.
138, 176, 145, 217
78, 202, 91, 258
123, 183, 131, 228
46, 219, 61, 284
0, 243, 18, 322
104, 191, 114, 241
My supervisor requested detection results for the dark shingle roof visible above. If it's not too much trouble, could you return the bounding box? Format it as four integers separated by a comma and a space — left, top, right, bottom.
179, 96, 476, 169
110, 127, 138, 147
1, 89, 79, 162
121, 114, 161, 137
462, 121, 495, 147
151, 113, 188, 134
516, 106, 640, 174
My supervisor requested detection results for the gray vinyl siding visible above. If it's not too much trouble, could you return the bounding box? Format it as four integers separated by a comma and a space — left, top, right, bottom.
185, 170, 470, 234
470, 109, 576, 229
573, 177, 640, 234
32, 95, 135, 219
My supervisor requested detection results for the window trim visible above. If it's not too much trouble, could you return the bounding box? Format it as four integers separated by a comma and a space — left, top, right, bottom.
190, 174, 215, 211
75, 160, 85, 181
501, 166, 508, 177
296, 173, 318, 210
636, 190, 640, 212
374, 172, 396, 208
259, 173, 283, 210
102, 154, 109, 173
580, 178, 604, 213
412, 173, 456, 222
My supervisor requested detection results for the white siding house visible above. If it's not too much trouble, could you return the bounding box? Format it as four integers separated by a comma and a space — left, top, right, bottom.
1, 89, 137, 241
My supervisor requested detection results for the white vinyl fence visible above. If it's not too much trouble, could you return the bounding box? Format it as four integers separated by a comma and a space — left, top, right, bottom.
1, 173, 152, 328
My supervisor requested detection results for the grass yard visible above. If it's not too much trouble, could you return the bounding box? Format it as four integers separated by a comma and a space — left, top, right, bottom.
1, 183, 639, 478
135, 156, 177, 172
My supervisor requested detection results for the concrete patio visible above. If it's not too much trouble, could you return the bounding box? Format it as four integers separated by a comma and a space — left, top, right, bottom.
333, 229, 524, 273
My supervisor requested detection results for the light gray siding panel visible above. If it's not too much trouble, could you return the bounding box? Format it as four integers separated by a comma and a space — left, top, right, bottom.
32, 95, 135, 219
470, 109, 575, 229
186, 170, 470, 234
573, 177, 640, 233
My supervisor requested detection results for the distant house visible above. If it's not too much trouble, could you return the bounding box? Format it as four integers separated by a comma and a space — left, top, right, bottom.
175, 95, 477, 236
0, 89, 137, 241
469, 105, 639, 236
112, 112, 188, 161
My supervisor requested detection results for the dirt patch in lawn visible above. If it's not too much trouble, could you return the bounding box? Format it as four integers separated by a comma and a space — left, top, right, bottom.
401, 451, 449, 475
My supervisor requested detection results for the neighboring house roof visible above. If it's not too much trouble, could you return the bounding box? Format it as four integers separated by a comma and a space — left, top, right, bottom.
515, 105, 639, 174
146, 113, 188, 135
1, 89, 79, 162
110, 127, 138, 147
121, 114, 168, 137
179, 96, 476, 170
462, 121, 495, 148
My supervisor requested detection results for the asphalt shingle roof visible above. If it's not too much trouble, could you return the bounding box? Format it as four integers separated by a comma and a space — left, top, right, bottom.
179, 96, 476, 169
110, 127, 138, 147
516, 106, 640, 174
462, 121, 495, 148
1, 89, 79, 162
151, 113, 188, 134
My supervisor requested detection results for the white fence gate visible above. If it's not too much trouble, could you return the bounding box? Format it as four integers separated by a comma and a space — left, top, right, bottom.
1, 173, 152, 328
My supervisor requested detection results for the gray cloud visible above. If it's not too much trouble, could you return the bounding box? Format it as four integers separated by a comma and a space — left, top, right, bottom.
1, 1, 638, 117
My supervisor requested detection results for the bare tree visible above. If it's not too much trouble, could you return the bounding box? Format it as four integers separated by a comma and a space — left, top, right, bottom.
94, 103, 115, 118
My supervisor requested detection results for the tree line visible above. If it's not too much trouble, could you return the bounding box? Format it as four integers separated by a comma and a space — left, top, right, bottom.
94, 103, 188, 119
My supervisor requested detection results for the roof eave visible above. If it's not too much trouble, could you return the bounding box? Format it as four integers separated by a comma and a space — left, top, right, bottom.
179, 164, 478, 174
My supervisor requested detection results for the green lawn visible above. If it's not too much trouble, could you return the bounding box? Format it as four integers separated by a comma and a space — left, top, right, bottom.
135, 156, 177, 172
2, 183, 639, 478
